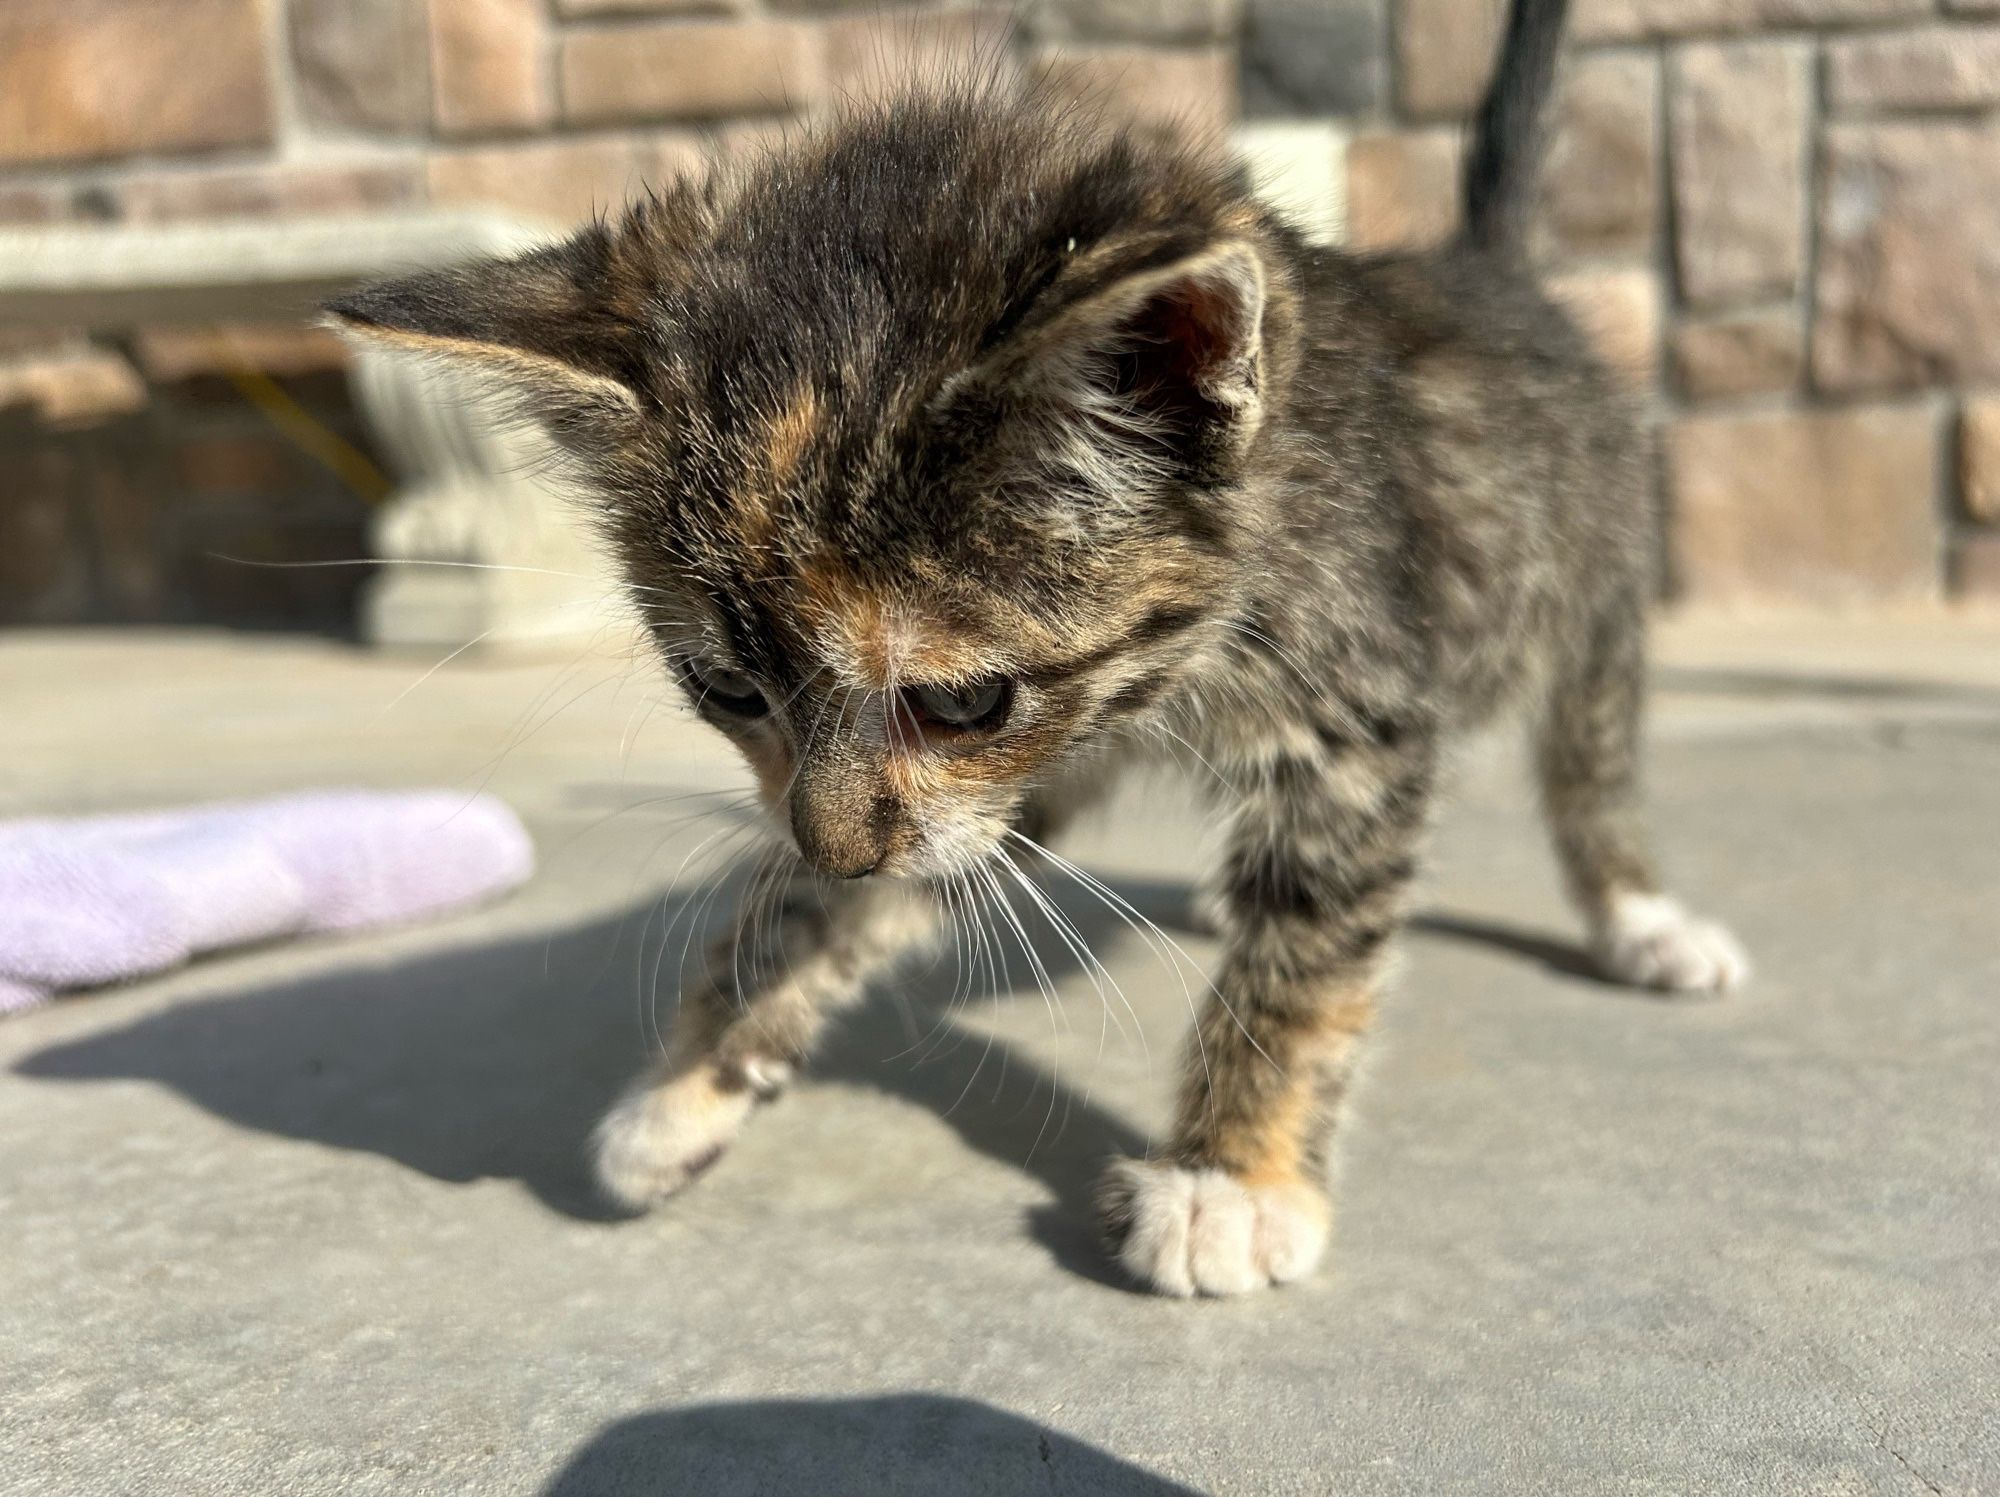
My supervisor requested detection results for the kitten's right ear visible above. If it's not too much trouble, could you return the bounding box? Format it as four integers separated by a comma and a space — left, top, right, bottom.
325, 227, 647, 449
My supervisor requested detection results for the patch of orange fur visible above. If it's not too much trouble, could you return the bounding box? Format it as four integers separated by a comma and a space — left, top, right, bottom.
1211, 988, 1375, 1188
795, 554, 1017, 687
765, 384, 821, 483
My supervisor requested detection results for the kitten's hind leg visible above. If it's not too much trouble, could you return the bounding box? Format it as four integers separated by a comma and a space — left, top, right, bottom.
593, 871, 937, 1211
1537, 600, 1748, 993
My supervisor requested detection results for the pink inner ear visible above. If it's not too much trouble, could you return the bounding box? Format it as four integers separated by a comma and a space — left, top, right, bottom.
1109, 266, 1260, 430
1154, 274, 1253, 393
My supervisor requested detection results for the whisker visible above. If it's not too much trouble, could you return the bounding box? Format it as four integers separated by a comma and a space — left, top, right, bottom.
551, 787, 753, 863
1147, 721, 1239, 798
1008, 828, 1280, 1088
617, 690, 668, 775
993, 847, 1127, 1114
935, 909, 1008, 1121
995, 845, 1135, 1057
658, 830, 762, 1043
887, 877, 977, 1065
731, 843, 786, 1015
639, 820, 759, 1054
976, 860, 1068, 1162
445, 623, 633, 810
207, 551, 685, 598
1220, 618, 1322, 691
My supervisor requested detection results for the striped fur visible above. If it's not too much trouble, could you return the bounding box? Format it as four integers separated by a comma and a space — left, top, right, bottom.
330, 40, 1746, 1293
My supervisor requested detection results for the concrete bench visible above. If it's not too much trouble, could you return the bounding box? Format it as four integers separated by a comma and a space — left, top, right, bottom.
0, 212, 625, 650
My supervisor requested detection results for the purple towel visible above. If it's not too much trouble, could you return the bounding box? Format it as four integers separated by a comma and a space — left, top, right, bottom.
0, 790, 534, 1015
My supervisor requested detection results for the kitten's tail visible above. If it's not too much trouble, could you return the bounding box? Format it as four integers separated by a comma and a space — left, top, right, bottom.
1460, 0, 1570, 254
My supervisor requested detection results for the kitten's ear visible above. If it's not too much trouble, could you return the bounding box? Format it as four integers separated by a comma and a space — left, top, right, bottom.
979, 239, 1270, 487
325, 227, 646, 448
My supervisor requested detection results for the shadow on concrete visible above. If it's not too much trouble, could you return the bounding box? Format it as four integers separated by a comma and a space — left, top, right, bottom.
1409, 911, 1607, 985
541, 1394, 1202, 1497
10, 867, 1193, 1248
1654, 664, 2000, 707
13, 854, 1598, 1268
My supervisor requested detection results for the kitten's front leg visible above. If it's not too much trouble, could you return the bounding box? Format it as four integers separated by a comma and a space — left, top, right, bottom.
1099, 722, 1435, 1295
594, 870, 936, 1211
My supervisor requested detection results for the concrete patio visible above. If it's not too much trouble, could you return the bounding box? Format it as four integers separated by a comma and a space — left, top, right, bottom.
2, 614, 1996, 1495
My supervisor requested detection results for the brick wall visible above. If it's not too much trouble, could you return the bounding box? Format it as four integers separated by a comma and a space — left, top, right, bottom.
3, 0, 1996, 627
1347, 0, 2000, 605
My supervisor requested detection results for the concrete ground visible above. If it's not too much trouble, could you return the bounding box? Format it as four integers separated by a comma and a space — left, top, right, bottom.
1, 613, 1996, 1496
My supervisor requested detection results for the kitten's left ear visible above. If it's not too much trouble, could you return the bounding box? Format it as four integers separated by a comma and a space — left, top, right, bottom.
973, 239, 1271, 487
325, 227, 647, 449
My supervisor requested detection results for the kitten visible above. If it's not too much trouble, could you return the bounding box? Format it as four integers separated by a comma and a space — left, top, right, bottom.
329, 0, 1747, 1297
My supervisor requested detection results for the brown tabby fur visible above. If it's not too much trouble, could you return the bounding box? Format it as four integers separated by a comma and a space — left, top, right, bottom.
329, 0, 1745, 1295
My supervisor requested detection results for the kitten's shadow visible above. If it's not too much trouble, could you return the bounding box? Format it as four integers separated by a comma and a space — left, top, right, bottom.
13, 858, 1597, 1277
1407, 912, 1608, 984
819, 875, 1201, 1288
9, 866, 1194, 1268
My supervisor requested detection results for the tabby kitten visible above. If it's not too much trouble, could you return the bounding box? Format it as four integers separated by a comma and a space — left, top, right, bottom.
330, 0, 1746, 1296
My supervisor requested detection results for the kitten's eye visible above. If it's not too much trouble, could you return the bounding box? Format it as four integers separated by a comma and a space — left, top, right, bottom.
904, 678, 1012, 733
684, 655, 767, 716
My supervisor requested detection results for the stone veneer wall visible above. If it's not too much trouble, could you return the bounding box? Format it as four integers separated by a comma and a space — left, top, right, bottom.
0, 0, 1243, 629
1343, 0, 2000, 605
2, 0, 1997, 627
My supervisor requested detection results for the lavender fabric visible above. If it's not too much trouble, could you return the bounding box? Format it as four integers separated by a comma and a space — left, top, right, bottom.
0, 791, 535, 1015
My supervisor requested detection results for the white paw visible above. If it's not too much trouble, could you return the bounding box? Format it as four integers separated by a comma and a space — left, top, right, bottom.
592, 1066, 757, 1211
1596, 892, 1750, 993
1097, 1160, 1331, 1298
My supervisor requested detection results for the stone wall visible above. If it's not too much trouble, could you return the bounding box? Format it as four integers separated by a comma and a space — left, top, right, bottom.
0, 0, 1240, 629
0, 0, 1237, 235
3, 0, 1996, 627
1347, 0, 2000, 605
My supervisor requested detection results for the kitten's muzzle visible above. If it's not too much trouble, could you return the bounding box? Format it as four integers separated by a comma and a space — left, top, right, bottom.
788, 755, 896, 879
791, 821, 885, 880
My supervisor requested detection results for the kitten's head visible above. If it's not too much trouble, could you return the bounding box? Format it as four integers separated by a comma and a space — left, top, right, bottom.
330, 94, 1297, 881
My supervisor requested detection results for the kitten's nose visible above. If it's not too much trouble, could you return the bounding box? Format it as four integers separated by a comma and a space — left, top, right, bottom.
789, 765, 891, 879
792, 823, 883, 879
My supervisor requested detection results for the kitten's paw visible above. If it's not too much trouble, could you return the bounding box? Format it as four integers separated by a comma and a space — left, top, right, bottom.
1596, 892, 1749, 994
1096, 1159, 1331, 1297
592, 1063, 770, 1211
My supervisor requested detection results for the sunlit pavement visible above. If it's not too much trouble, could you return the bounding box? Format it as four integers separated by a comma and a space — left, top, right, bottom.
3, 612, 1997, 1496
